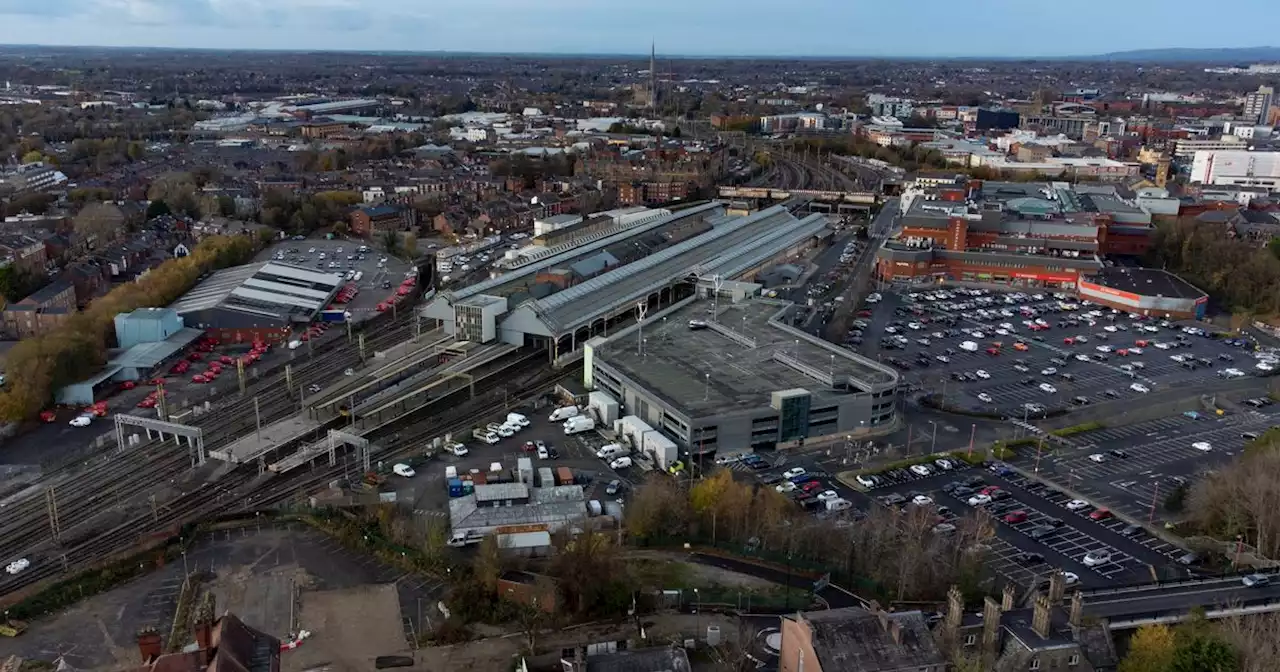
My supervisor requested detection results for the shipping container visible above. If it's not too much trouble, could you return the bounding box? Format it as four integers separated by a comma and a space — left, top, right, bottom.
555, 467, 574, 486
538, 467, 555, 488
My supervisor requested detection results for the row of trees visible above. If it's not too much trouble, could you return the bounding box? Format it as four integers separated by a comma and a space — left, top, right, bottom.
259, 190, 361, 234
1146, 216, 1280, 316
626, 470, 994, 601
1119, 615, 1258, 672
0, 235, 256, 421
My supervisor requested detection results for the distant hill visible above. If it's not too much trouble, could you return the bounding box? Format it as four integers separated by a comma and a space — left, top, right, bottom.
1081, 46, 1280, 63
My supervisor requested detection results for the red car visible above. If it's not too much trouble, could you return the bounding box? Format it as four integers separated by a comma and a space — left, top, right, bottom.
192, 374, 207, 384
40, 410, 57, 423
1003, 511, 1028, 524
1116, 349, 1129, 356
137, 398, 157, 409
119, 381, 137, 391
986, 347, 1001, 356
187, 352, 204, 361
1089, 508, 1112, 521
1063, 337, 1076, 345
981, 485, 1001, 495
522, 441, 536, 452
801, 480, 822, 492
857, 310, 873, 318
1135, 339, 1150, 347
220, 355, 234, 364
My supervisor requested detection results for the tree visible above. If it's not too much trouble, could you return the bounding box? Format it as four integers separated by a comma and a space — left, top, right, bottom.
382, 230, 398, 255
1120, 624, 1177, 672
1171, 633, 1238, 672
73, 202, 126, 246
21, 150, 43, 164
146, 199, 171, 219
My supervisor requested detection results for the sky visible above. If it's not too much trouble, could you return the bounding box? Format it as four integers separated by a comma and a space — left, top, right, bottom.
0, 0, 1275, 58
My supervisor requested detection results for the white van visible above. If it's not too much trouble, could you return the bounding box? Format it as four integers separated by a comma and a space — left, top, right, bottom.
353, 271, 363, 282
506, 412, 530, 428
825, 498, 853, 512
596, 443, 626, 459
549, 405, 580, 422
609, 456, 633, 470
288, 339, 302, 350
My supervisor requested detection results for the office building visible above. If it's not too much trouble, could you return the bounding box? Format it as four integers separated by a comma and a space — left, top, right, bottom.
1190, 149, 1280, 191
1244, 85, 1274, 124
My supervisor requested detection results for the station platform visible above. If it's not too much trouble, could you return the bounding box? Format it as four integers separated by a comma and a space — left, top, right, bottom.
207, 415, 322, 464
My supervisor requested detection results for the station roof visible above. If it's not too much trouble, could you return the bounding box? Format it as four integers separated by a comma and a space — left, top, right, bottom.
532, 206, 815, 332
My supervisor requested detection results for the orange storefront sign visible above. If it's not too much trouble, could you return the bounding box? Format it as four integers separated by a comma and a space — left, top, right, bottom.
495, 524, 550, 535
1079, 281, 1141, 302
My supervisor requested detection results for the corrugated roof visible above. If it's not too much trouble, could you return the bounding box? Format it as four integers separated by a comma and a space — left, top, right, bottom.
113, 328, 203, 368
230, 286, 323, 311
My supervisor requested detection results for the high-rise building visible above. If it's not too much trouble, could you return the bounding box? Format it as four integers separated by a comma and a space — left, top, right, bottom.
1244, 85, 1274, 124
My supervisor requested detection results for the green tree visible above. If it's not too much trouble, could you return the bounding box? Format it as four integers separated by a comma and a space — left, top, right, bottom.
145, 199, 171, 219
21, 150, 43, 164
1171, 633, 1238, 672
1120, 624, 1177, 672
382, 230, 398, 255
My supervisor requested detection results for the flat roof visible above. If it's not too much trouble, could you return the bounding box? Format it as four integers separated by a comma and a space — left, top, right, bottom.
169, 261, 343, 324
112, 327, 203, 369
1084, 267, 1207, 300
596, 299, 897, 419
208, 414, 323, 463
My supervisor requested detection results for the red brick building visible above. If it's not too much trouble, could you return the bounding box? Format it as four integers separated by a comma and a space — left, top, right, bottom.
350, 204, 416, 237
875, 180, 1152, 289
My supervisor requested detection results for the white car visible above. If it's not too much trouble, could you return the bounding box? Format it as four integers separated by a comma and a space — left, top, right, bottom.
69, 415, 92, 427
818, 490, 840, 502
1096, 345, 1113, 353
1062, 571, 1080, 585
610, 456, 633, 470
714, 453, 742, 465
449, 443, 469, 456
495, 425, 515, 438
1130, 383, 1150, 393
908, 322, 922, 330
967, 494, 992, 506
1039, 383, 1057, 394
1192, 441, 1213, 452
1041, 367, 1057, 376
392, 463, 416, 478
1154, 342, 1171, 350
783, 467, 807, 480
1129, 347, 1144, 355
936, 355, 951, 363
1075, 354, 1090, 362
975, 370, 991, 380
935, 458, 955, 470
478, 432, 500, 445
1258, 362, 1275, 372
1066, 499, 1090, 511
856, 474, 877, 488
1088, 453, 1106, 463
1104, 325, 1118, 333
909, 464, 933, 477
977, 392, 994, 404
1082, 550, 1113, 567
776, 481, 797, 493
5, 558, 29, 575
911, 494, 934, 506
1075, 335, 1089, 343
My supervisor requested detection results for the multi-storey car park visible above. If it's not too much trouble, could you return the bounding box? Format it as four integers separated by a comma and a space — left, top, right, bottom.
586, 298, 900, 455
421, 202, 837, 361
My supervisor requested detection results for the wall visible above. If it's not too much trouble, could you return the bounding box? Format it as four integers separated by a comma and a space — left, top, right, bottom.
778, 617, 821, 672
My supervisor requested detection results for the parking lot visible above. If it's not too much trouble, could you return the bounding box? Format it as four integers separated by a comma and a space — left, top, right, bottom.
847, 286, 1269, 415
847, 460, 1184, 587
1008, 405, 1280, 525
402, 407, 638, 514
256, 238, 415, 324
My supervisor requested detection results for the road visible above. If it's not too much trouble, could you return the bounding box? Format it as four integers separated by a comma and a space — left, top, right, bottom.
825, 200, 897, 342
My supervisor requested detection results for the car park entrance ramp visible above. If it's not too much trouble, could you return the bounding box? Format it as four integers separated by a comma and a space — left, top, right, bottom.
207, 415, 322, 464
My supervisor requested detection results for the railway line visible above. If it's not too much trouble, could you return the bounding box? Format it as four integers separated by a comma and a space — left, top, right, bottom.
0, 329, 571, 602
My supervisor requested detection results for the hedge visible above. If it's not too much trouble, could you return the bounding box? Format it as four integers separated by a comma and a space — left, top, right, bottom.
1051, 422, 1105, 437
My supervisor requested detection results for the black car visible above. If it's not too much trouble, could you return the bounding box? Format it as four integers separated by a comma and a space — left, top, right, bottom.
1219, 353, 1235, 361
953, 486, 975, 497
1043, 517, 1064, 527
1020, 377, 1036, 385
1102, 389, 1120, 398
1072, 396, 1090, 405
1120, 524, 1142, 537
941, 482, 960, 493
963, 476, 985, 488
547, 448, 559, 459
1017, 552, 1046, 565
760, 474, 783, 485
990, 490, 1013, 501
748, 461, 769, 470
1109, 449, 1128, 458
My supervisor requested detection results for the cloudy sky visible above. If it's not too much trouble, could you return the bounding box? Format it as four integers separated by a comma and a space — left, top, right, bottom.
0, 0, 1275, 57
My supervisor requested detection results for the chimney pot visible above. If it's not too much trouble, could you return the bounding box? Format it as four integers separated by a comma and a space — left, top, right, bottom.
136, 627, 163, 663
1069, 591, 1084, 627
1031, 594, 1053, 639
1001, 583, 1017, 611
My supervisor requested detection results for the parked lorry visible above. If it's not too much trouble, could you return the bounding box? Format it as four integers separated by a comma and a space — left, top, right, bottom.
564, 416, 596, 435
447, 530, 485, 548
549, 405, 581, 422
538, 467, 555, 488
555, 466, 574, 486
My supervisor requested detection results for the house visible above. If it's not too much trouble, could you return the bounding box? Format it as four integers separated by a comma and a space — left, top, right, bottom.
62, 260, 110, 307
350, 204, 416, 237
433, 209, 471, 236
0, 233, 48, 273
1230, 210, 1280, 244
941, 579, 1118, 671
1, 278, 76, 338
496, 570, 557, 614
132, 602, 279, 672
779, 603, 946, 672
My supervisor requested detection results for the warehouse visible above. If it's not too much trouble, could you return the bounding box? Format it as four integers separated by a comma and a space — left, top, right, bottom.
587, 297, 900, 456
168, 261, 344, 343
1077, 267, 1208, 320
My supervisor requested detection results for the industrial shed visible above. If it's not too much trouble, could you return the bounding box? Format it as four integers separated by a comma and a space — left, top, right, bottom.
168, 261, 344, 343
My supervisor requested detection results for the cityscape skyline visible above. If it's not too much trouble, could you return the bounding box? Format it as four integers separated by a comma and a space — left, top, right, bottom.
0, 0, 1277, 58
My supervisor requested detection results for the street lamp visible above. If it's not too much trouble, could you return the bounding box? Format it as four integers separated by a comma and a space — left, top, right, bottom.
693, 588, 700, 644
928, 420, 938, 455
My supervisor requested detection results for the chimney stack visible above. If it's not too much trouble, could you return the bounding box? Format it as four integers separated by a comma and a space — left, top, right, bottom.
945, 585, 964, 633
981, 596, 1002, 655
888, 618, 903, 645
1069, 591, 1084, 628
1031, 594, 1052, 639
1001, 582, 1017, 611
1048, 571, 1066, 603
136, 627, 163, 663
869, 600, 889, 631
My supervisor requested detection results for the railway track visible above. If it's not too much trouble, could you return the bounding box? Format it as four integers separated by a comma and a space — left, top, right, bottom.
0, 344, 573, 601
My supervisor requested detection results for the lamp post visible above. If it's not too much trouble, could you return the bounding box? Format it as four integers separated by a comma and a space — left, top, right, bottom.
929, 420, 938, 455
693, 588, 700, 645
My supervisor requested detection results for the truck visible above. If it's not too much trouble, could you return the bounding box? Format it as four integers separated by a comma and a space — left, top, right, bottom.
447, 478, 465, 498
447, 530, 486, 548
320, 309, 349, 323
538, 467, 555, 488
564, 416, 596, 435
549, 405, 581, 422
555, 466, 574, 486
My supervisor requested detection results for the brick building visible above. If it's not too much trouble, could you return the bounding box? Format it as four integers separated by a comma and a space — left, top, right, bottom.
876, 180, 1152, 289
578, 145, 726, 206
2, 278, 76, 338
350, 204, 417, 237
